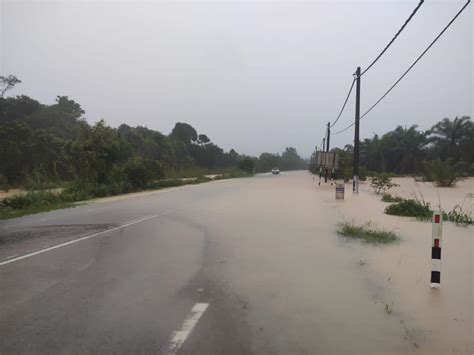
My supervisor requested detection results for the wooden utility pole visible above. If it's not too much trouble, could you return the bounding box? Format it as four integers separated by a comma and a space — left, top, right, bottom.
353, 66, 361, 194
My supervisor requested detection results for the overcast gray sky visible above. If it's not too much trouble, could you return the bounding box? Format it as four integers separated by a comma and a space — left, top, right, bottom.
1, 0, 472, 157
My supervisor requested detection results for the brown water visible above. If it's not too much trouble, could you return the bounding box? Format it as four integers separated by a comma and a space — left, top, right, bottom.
189, 172, 473, 354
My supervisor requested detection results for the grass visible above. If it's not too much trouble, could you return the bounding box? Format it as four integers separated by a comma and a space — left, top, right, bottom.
0, 202, 75, 220
337, 221, 399, 245
443, 205, 473, 226
0, 172, 253, 220
0, 190, 76, 220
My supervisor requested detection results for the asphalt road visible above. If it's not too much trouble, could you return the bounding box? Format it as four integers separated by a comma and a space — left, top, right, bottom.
0, 171, 449, 354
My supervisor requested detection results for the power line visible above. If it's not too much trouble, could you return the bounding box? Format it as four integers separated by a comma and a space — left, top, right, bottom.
360, 0, 471, 120
327, 0, 469, 138
360, 0, 424, 77
330, 78, 356, 128
332, 121, 355, 136
330, 0, 424, 130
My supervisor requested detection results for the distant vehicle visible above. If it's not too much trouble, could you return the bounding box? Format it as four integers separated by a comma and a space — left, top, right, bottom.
272, 168, 280, 175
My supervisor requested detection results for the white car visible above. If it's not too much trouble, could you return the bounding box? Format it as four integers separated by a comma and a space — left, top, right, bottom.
271, 168, 280, 175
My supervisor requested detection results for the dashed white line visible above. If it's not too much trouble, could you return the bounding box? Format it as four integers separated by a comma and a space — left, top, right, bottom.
0, 210, 175, 266
167, 303, 209, 355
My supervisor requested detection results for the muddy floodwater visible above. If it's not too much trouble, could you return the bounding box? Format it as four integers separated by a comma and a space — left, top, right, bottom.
190, 172, 473, 354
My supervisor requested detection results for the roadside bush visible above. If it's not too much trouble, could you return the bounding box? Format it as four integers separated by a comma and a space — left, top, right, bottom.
24, 168, 60, 191
385, 198, 432, 219
370, 173, 399, 194
157, 179, 185, 188
193, 176, 212, 184
422, 158, 465, 187
123, 158, 164, 189
1, 190, 69, 209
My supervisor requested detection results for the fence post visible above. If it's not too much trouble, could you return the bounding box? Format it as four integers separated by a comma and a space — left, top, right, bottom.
431, 211, 443, 289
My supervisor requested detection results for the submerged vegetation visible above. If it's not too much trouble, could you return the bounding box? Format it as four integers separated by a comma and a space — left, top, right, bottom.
422, 158, 465, 187
383, 194, 473, 226
370, 174, 399, 194
381, 193, 404, 203
337, 221, 399, 245
385, 198, 432, 220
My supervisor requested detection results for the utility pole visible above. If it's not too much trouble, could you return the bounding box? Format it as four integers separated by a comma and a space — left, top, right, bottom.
327, 121, 332, 185
326, 122, 330, 152
353, 66, 361, 194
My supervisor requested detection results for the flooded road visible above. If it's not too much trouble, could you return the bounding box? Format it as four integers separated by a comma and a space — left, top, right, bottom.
1, 171, 472, 354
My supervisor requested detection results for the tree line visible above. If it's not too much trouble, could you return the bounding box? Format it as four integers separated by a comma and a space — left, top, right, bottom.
0, 77, 307, 190
326, 116, 473, 181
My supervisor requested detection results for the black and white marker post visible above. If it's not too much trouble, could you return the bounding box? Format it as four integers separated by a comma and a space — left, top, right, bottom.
431, 210, 443, 289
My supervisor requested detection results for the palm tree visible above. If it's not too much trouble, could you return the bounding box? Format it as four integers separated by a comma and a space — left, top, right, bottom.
428, 116, 472, 160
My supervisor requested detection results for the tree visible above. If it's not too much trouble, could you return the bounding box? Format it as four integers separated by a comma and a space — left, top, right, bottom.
428, 116, 472, 161
257, 152, 280, 172
280, 147, 306, 170
170, 122, 198, 144
0, 95, 41, 123
0, 75, 21, 98
366, 125, 427, 174
239, 157, 255, 173
198, 134, 210, 145
68, 120, 130, 183
0, 121, 31, 183
55, 96, 85, 119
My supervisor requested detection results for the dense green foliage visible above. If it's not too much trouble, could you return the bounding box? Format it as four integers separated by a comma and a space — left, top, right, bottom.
311, 117, 473, 183
0, 94, 247, 186
0, 86, 307, 194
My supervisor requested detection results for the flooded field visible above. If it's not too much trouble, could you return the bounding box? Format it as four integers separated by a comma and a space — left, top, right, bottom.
335, 176, 473, 354
191, 171, 473, 354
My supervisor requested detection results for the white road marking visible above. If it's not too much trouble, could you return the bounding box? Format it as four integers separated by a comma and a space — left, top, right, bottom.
167, 303, 209, 355
6, 254, 19, 259
0, 210, 175, 266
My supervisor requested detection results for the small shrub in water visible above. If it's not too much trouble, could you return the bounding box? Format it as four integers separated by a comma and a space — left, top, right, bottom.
443, 205, 473, 226
385, 198, 432, 219
370, 174, 399, 194
422, 159, 465, 187
337, 221, 399, 245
